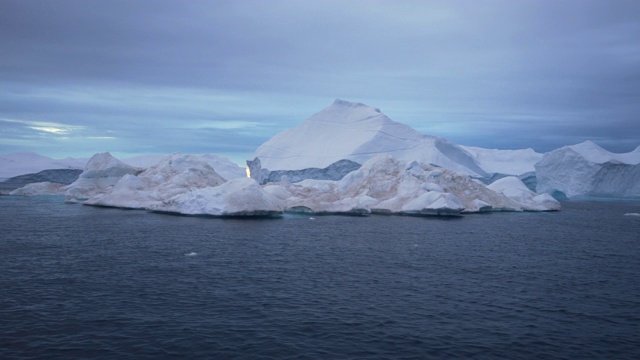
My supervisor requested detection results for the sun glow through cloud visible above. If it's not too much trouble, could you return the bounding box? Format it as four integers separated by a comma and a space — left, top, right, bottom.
2, 118, 85, 136
28, 126, 70, 134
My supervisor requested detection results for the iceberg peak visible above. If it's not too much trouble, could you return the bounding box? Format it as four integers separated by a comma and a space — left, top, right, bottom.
330, 99, 381, 113
250, 99, 487, 177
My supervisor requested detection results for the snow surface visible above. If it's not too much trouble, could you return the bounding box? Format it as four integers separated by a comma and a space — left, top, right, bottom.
251, 100, 547, 181
567, 141, 640, 165
80, 153, 280, 217
148, 177, 283, 217
251, 99, 490, 177
535, 141, 640, 198
461, 146, 543, 175
84, 153, 229, 209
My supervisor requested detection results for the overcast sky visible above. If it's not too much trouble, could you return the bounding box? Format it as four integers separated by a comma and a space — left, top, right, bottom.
1, 0, 639, 163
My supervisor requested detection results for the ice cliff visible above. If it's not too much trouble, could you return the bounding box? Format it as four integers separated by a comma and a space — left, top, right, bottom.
536, 141, 640, 198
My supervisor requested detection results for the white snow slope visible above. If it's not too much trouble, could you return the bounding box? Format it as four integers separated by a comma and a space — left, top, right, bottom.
461, 146, 542, 175
535, 141, 640, 198
251, 100, 545, 181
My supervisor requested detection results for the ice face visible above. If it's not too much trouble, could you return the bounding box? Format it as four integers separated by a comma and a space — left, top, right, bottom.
535, 143, 640, 199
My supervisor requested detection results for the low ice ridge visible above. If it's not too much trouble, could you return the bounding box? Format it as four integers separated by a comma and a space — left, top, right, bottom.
35, 151, 560, 217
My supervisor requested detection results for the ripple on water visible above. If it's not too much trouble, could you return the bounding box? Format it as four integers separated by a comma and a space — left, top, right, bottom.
1, 197, 639, 359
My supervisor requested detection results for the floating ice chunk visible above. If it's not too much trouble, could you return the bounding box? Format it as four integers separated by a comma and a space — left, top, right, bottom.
488, 176, 560, 211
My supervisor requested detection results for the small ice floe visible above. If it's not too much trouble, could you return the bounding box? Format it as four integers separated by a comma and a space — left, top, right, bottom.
309, 217, 316, 220
624, 213, 640, 217
185, 252, 198, 256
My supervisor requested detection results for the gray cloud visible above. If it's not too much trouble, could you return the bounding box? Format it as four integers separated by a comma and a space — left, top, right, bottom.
1, 0, 639, 161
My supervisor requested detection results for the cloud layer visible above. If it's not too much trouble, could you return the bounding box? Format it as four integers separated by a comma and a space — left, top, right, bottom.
1, 0, 639, 161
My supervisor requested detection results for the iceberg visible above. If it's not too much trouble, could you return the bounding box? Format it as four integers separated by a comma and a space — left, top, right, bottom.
249, 99, 491, 183
535, 141, 640, 198
249, 99, 548, 185
264, 155, 560, 215
148, 177, 283, 217
77, 152, 281, 217
83, 153, 229, 209
65, 152, 143, 202
461, 146, 543, 176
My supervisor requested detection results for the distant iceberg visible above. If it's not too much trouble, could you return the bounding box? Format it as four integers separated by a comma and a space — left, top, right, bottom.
536, 141, 640, 199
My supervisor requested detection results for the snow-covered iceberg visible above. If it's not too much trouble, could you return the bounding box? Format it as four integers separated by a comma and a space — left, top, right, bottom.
264, 155, 559, 215
78, 152, 557, 217
535, 141, 640, 199
487, 176, 561, 211
83, 153, 229, 209
79, 153, 282, 217
249, 99, 547, 185
65, 152, 143, 202
148, 177, 283, 217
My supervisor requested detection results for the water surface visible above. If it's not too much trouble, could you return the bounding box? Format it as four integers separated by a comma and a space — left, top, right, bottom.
1, 196, 639, 359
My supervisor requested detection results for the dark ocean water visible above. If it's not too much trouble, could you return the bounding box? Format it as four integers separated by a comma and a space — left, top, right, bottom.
1, 196, 639, 359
